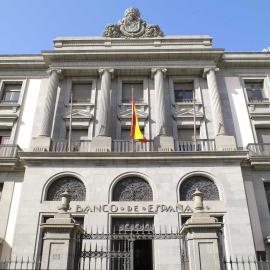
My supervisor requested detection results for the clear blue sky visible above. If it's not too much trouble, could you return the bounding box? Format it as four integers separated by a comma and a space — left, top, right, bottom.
1, 0, 269, 54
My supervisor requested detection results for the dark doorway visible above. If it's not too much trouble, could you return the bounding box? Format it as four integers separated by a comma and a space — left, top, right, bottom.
134, 240, 153, 270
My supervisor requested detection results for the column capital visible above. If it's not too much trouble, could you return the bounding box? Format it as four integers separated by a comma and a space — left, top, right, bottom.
151, 68, 167, 78
98, 68, 115, 79
47, 68, 63, 79
202, 67, 219, 78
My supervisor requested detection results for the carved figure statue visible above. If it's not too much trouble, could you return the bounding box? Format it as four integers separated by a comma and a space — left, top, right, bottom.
102, 7, 163, 38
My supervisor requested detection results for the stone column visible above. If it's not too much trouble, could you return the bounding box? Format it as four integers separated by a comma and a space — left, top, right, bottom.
97, 68, 114, 136
40, 191, 84, 270
152, 68, 168, 136
152, 68, 174, 151
203, 67, 227, 136
203, 67, 237, 150
180, 189, 223, 270
40, 69, 62, 137
30, 69, 62, 152
91, 69, 114, 152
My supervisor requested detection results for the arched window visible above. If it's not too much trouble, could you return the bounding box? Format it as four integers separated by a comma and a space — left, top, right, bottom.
46, 176, 86, 201
113, 177, 153, 201
180, 176, 219, 201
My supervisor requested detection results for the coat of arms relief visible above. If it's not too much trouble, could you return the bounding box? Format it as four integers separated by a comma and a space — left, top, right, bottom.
102, 7, 163, 38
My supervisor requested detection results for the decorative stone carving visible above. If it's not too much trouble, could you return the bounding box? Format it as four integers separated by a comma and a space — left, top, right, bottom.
180, 176, 219, 201
102, 24, 121, 38
46, 177, 86, 201
102, 7, 163, 38
113, 177, 153, 201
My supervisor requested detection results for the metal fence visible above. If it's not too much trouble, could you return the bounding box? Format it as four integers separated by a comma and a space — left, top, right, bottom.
0, 257, 41, 270
0, 145, 21, 158
75, 226, 187, 270
112, 140, 154, 152
51, 140, 92, 152
175, 139, 216, 151
222, 256, 270, 270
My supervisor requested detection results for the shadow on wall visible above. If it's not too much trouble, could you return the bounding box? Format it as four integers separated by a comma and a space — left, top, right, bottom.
0, 238, 12, 261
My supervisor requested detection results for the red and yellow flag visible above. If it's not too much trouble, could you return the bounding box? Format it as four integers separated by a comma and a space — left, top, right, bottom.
130, 95, 147, 143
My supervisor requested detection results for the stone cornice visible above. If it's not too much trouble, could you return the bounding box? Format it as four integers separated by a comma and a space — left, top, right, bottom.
19, 150, 248, 164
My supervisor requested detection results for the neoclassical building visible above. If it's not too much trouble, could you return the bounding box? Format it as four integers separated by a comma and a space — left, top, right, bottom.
0, 7, 270, 270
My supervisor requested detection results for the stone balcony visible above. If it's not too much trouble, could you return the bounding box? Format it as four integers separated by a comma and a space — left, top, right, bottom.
247, 143, 270, 157
49, 139, 217, 153
0, 144, 21, 158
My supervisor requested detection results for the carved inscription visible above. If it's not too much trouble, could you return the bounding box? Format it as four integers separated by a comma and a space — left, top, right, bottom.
76, 204, 193, 213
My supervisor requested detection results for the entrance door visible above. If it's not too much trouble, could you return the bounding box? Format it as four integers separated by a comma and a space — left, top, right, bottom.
134, 240, 153, 270
112, 217, 154, 270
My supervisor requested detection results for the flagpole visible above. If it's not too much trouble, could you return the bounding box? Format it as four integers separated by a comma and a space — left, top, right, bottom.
68, 90, 73, 152
131, 86, 134, 153
193, 90, 197, 152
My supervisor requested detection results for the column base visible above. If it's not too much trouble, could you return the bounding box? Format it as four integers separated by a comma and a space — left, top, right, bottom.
29, 136, 51, 152
215, 135, 237, 151
153, 135, 174, 151
91, 136, 112, 152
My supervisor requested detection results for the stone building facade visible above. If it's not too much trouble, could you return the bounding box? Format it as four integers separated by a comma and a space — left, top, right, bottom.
0, 7, 270, 270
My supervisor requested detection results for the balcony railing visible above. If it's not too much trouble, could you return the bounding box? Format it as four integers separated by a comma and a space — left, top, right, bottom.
247, 143, 270, 157
112, 140, 154, 152
248, 98, 269, 103
0, 100, 19, 104
48, 139, 218, 153
0, 144, 21, 158
51, 140, 92, 152
175, 139, 216, 151
175, 99, 194, 103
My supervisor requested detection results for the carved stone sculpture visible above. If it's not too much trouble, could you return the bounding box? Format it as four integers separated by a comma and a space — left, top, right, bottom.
102, 7, 163, 38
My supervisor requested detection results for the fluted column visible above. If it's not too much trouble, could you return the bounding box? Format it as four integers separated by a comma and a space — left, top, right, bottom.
39, 69, 62, 137
203, 67, 226, 136
152, 68, 167, 136
98, 68, 114, 136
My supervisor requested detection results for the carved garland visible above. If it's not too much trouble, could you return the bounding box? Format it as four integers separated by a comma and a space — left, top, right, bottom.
113, 177, 153, 201
180, 176, 219, 201
46, 177, 86, 201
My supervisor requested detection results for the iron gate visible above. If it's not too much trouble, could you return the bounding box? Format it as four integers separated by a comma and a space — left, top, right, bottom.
74, 226, 188, 270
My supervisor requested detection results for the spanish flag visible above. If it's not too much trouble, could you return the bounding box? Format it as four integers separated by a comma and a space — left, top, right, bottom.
130, 95, 147, 143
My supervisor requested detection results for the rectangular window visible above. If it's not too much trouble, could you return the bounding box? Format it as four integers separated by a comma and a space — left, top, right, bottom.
255, 129, 270, 144
66, 129, 88, 141
177, 128, 200, 151
0, 130, 11, 145
122, 83, 143, 103
264, 182, 270, 212
71, 83, 92, 103
0, 183, 3, 201
1, 84, 22, 103
245, 82, 265, 102
177, 128, 200, 141
174, 82, 194, 102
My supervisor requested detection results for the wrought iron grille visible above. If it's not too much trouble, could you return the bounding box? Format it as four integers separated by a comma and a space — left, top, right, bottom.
46, 177, 86, 201
74, 226, 187, 270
